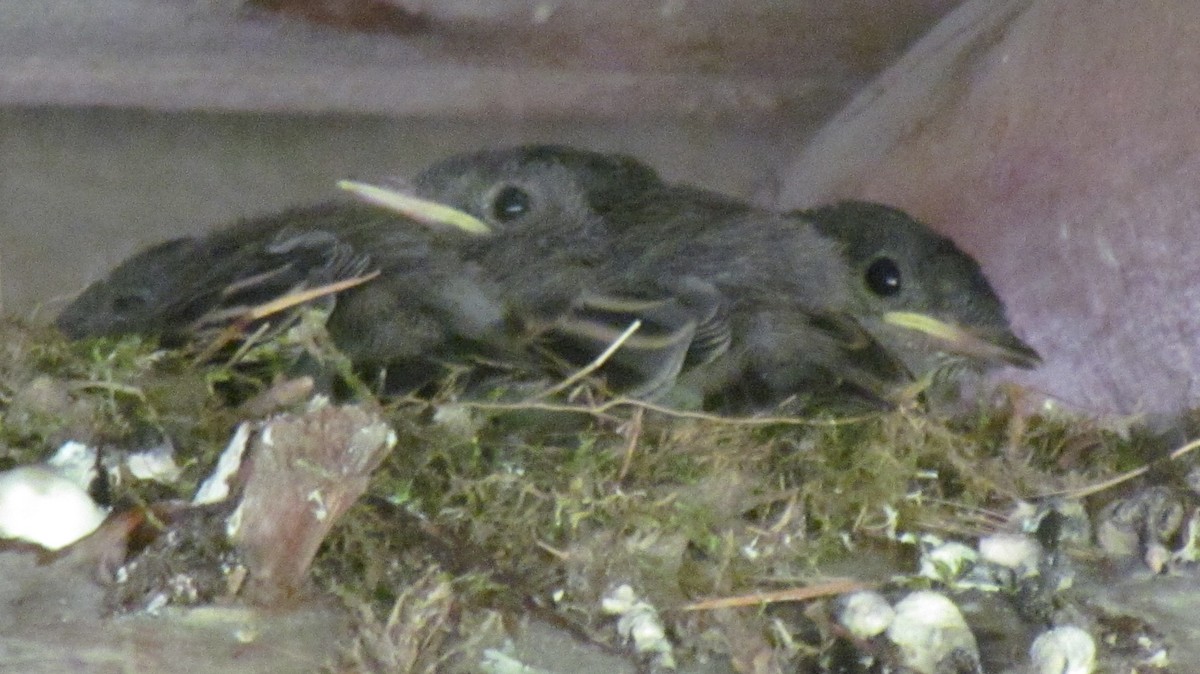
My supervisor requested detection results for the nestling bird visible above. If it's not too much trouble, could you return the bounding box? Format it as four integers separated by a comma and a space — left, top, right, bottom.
336, 145, 751, 400
344, 146, 1039, 408
327, 145, 658, 374
580, 183, 907, 407
800, 200, 1041, 399
54, 145, 655, 391
57, 144, 1038, 410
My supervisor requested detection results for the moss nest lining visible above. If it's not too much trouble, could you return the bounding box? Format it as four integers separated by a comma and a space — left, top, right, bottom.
0, 317, 1185, 672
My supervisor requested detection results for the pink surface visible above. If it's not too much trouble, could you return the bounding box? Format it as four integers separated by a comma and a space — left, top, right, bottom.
773, 0, 1200, 415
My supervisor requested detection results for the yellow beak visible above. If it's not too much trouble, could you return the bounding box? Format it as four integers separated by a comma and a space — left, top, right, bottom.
882, 310, 1041, 368
337, 180, 492, 236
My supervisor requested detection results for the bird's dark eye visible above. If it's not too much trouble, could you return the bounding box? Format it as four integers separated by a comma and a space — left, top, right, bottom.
491, 185, 532, 222
865, 258, 902, 297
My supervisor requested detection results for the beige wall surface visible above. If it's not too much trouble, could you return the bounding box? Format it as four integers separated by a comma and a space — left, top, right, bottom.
0, 0, 960, 317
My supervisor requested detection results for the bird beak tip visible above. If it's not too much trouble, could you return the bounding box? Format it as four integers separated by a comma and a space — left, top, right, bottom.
1005, 342, 1042, 369
882, 310, 1042, 369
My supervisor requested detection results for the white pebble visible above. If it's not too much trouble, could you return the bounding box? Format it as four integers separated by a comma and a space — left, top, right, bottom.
1029, 625, 1096, 674
125, 442, 182, 483
601, 584, 675, 668
0, 465, 107, 549
978, 533, 1042, 574
886, 591, 979, 674
837, 591, 895, 639
46, 440, 98, 489
918, 540, 978, 582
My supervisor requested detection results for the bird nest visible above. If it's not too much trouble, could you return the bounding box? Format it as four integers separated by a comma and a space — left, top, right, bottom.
0, 315, 1189, 673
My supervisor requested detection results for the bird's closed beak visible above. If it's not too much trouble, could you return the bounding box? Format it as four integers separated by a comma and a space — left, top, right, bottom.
882, 310, 1041, 369
337, 180, 492, 236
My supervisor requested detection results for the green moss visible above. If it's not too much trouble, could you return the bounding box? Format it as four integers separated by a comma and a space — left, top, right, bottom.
0, 316, 1167, 670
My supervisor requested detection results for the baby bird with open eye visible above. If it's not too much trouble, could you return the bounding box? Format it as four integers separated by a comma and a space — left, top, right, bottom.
55, 145, 663, 393
799, 201, 1040, 404
339, 145, 773, 401
344, 146, 1039, 409
576, 183, 1038, 409
57, 144, 1038, 410
328, 144, 661, 376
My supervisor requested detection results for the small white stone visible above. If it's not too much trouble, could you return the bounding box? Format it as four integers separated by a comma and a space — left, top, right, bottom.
837, 591, 895, 639
600, 584, 638, 614
886, 591, 979, 674
46, 440, 98, 489
978, 533, 1042, 575
0, 465, 107, 549
601, 584, 675, 667
627, 613, 666, 646
125, 442, 182, 483
919, 540, 978, 582
1029, 625, 1096, 674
